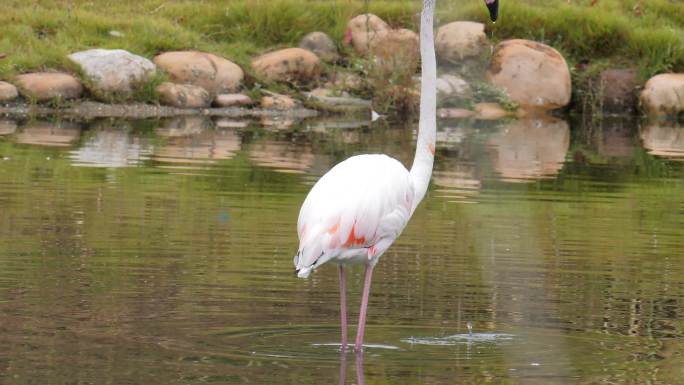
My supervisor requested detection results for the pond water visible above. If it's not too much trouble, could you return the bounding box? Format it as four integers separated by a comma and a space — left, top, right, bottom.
0, 114, 683, 384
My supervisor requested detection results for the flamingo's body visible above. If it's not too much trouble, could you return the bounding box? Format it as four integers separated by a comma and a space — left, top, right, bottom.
294, 154, 415, 279
294, 0, 499, 352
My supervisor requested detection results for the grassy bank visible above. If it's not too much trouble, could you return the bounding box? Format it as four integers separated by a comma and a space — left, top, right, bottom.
1, 0, 683, 110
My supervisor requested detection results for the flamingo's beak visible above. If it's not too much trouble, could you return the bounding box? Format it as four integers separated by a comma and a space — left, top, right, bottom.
485, 0, 499, 22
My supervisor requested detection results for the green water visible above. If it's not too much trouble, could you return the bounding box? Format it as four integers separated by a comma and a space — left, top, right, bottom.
0, 115, 683, 384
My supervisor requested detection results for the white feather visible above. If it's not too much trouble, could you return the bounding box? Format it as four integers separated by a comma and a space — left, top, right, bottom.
294, 154, 414, 276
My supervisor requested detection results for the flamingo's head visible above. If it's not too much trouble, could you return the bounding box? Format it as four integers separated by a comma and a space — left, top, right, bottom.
484, 0, 499, 22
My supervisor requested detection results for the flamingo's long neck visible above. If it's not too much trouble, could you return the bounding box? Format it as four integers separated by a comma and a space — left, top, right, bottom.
409, 0, 437, 215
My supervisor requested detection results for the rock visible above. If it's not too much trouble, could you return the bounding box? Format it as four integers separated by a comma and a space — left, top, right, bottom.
69, 49, 156, 99
437, 108, 475, 119
14, 72, 83, 102
157, 82, 212, 108
641, 122, 684, 159
0, 119, 17, 135
487, 39, 571, 110
154, 51, 244, 95
370, 28, 420, 73
474, 102, 512, 120
300, 31, 339, 62
599, 68, 638, 113
436, 74, 471, 100
261, 93, 298, 110
214, 93, 254, 107
252, 48, 321, 84
346, 13, 390, 55
639, 73, 684, 117
487, 117, 570, 181
436, 21, 488, 62
0, 81, 18, 102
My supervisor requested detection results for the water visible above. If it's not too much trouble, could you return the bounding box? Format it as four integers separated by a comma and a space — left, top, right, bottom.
0, 114, 683, 384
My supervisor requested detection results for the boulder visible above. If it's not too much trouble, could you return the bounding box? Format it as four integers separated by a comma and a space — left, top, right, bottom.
214, 93, 254, 107
346, 13, 390, 55
154, 51, 244, 95
14, 72, 83, 102
599, 68, 638, 113
0, 81, 18, 102
251, 48, 321, 84
639, 73, 684, 117
157, 82, 212, 108
436, 21, 488, 62
261, 93, 298, 110
487, 39, 571, 110
299, 31, 339, 62
68, 49, 156, 99
370, 28, 420, 72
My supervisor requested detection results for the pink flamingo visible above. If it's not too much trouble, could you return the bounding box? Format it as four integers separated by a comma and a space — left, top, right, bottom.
294, 0, 499, 352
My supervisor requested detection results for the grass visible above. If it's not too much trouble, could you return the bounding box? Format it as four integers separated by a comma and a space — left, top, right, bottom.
0, 0, 682, 111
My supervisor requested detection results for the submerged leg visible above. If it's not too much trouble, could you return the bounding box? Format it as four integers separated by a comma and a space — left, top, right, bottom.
339, 265, 348, 350
338, 349, 347, 385
354, 264, 375, 351
355, 350, 365, 385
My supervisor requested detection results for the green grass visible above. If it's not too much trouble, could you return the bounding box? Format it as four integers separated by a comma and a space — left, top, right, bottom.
446, 0, 684, 79
0, 0, 682, 109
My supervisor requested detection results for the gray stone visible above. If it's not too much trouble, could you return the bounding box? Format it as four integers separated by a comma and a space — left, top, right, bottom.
69, 49, 156, 99
436, 74, 471, 99
300, 32, 339, 62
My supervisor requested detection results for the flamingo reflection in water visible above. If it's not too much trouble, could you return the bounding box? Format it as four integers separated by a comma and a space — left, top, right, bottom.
293, 0, 500, 352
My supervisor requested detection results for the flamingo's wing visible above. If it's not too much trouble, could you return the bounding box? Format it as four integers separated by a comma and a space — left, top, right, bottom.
295, 154, 414, 277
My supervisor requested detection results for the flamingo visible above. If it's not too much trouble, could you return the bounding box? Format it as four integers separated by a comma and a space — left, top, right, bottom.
294, 0, 500, 352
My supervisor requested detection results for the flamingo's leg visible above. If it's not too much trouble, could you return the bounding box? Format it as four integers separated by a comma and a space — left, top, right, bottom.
354, 264, 375, 351
339, 265, 348, 350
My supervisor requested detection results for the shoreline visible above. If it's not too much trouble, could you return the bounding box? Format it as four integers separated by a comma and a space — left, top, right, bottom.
0, 101, 321, 121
